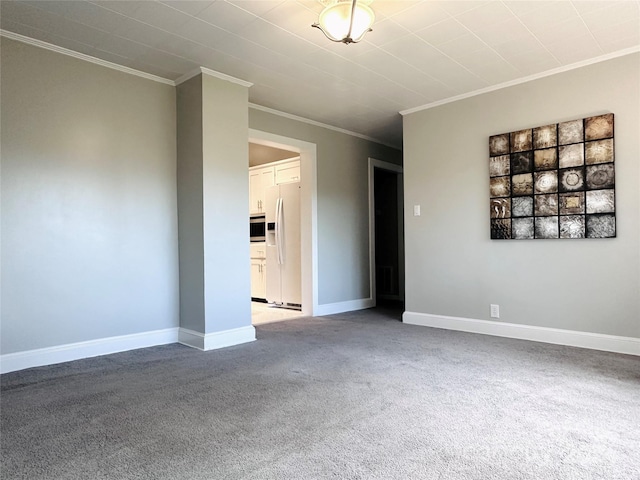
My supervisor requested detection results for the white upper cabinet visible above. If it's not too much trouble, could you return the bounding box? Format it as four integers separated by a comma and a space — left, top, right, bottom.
275, 161, 300, 184
249, 166, 274, 215
249, 157, 300, 215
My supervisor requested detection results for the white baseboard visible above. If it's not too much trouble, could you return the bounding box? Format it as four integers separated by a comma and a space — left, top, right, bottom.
315, 297, 375, 316
178, 325, 256, 351
403, 311, 640, 356
0, 328, 180, 374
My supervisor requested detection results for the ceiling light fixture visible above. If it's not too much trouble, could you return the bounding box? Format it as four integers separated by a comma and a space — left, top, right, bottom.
312, 0, 375, 44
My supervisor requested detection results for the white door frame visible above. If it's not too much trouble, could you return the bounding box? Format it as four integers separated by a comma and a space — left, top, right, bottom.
368, 157, 404, 305
249, 129, 318, 316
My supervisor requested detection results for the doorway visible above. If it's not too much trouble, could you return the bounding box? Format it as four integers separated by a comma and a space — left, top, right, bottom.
248, 129, 318, 323
249, 142, 301, 325
368, 158, 404, 309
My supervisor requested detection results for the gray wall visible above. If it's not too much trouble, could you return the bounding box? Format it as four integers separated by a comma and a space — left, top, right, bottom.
176, 75, 205, 333
201, 74, 251, 332
1, 36, 402, 357
249, 109, 402, 305
176, 73, 251, 334
403, 53, 640, 338
0, 39, 179, 354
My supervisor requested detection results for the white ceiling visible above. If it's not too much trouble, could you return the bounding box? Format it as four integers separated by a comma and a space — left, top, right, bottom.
2, 1, 639, 148
249, 142, 297, 166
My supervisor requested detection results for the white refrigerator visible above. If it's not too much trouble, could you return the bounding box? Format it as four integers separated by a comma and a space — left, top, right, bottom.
265, 182, 301, 309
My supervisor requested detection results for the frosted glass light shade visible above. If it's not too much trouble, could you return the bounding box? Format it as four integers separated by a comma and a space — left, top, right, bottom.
314, 1, 375, 44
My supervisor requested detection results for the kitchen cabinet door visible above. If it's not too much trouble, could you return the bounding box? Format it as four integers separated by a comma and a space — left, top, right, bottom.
249, 166, 274, 215
250, 258, 266, 299
275, 161, 300, 185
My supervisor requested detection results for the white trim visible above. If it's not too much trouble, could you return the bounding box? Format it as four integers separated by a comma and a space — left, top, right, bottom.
201, 67, 253, 87
173, 68, 204, 86
315, 298, 375, 316
249, 103, 400, 150
0, 29, 174, 86
0, 328, 179, 374
400, 46, 640, 116
403, 312, 640, 357
175, 66, 253, 88
368, 158, 404, 306
248, 129, 318, 318
178, 326, 256, 351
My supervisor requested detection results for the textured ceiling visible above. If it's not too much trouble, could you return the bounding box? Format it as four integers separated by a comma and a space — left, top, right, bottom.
2, 1, 639, 148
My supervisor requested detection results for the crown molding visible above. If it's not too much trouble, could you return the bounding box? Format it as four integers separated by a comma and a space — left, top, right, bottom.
200, 66, 253, 87
400, 45, 640, 116
249, 103, 400, 150
175, 66, 253, 88
0, 29, 174, 86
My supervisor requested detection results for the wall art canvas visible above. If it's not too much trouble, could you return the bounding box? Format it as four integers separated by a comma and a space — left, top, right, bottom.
489, 113, 615, 240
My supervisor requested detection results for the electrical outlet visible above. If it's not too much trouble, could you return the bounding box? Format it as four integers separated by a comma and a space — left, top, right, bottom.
490, 304, 500, 318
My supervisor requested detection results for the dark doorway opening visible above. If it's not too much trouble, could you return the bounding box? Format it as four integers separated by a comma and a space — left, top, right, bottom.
374, 167, 404, 310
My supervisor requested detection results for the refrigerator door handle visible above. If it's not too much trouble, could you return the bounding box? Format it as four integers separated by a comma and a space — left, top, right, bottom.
274, 197, 279, 262
276, 197, 284, 265
274, 197, 281, 265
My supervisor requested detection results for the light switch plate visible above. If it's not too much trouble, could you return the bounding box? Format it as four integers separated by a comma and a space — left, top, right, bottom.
413, 205, 421, 216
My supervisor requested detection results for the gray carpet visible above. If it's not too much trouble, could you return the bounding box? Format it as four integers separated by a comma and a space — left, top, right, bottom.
2, 308, 639, 479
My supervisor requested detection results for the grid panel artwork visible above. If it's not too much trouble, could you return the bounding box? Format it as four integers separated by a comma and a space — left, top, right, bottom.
489, 114, 615, 240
